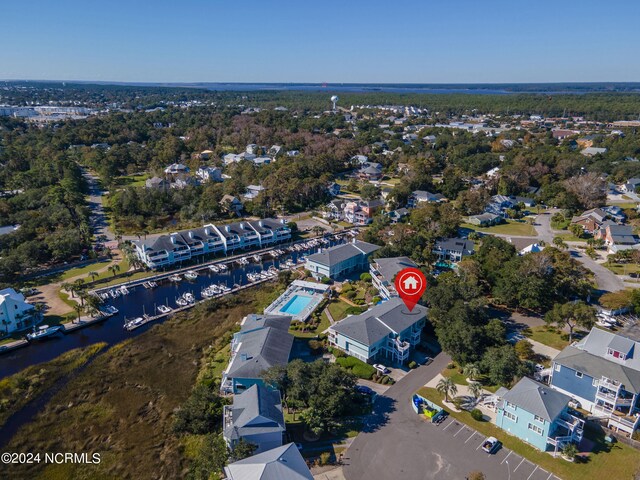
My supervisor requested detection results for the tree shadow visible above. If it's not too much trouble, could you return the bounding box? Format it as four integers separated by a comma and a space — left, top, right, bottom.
360, 394, 397, 434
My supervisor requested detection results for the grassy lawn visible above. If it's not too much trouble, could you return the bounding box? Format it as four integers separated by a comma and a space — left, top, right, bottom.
113, 174, 148, 188
603, 263, 640, 275
557, 233, 588, 242
442, 365, 469, 386
327, 299, 355, 321
524, 325, 573, 351
607, 202, 638, 209
58, 259, 112, 281
417, 387, 640, 480
461, 220, 537, 236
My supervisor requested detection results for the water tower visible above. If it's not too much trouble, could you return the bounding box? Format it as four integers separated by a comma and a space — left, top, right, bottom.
331, 95, 339, 111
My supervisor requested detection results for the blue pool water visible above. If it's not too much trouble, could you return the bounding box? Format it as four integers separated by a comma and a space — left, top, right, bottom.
280, 295, 313, 315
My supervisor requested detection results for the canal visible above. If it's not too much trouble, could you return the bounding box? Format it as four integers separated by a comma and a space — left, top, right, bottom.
0, 235, 348, 379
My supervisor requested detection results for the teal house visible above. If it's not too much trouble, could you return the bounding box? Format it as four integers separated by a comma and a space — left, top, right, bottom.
495, 377, 584, 454
328, 298, 426, 364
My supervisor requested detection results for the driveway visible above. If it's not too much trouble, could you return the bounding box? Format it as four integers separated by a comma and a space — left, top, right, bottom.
82, 168, 114, 241
343, 353, 561, 480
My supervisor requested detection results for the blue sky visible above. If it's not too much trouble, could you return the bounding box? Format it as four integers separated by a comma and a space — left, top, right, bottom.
1, 0, 638, 83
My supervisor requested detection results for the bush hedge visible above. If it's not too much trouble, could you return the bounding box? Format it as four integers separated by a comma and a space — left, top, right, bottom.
336, 356, 375, 379
471, 409, 484, 421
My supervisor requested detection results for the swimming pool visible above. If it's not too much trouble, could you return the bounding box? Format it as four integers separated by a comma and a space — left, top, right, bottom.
280, 295, 313, 315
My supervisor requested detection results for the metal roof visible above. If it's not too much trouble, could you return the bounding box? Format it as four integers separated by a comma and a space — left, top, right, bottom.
306, 240, 380, 268
224, 443, 313, 480
373, 257, 417, 284
224, 385, 285, 441
227, 327, 294, 380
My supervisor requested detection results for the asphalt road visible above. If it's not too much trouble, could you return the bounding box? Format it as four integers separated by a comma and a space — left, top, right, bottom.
343, 353, 561, 480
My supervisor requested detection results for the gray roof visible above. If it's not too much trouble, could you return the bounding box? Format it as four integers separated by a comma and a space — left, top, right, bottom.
135, 232, 189, 253
501, 377, 570, 422
373, 257, 418, 283
240, 314, 292, 333
224, 443, 313, 480
306, 241, 380, 268
433, 238, 475, 255
412, 190, 445, 202
331, 297, 427, 347
554, 328, 640, 394
224, 384, 285, 441
227, 327, 294, 380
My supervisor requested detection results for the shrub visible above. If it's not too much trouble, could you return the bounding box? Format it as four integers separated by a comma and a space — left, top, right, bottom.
381, 376, 389, 384
344, 306, 364, 315
360, 272, 372, 282
336, 356, 375, 379
344, 290, 357, 299
353, 299, 365, 305
470, 409, 484, 421
352, 364, 375, 379
372, 296, 381, 304
318, 451, 331, 466
332, 348, 346, 358
308, 339, 323, 354
321, 276, 331, 284
514, 339, 535, 360
408, 360, 417, 369
341, 283, 354, 293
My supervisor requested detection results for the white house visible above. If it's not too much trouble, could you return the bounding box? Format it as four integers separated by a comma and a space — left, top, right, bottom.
0, 288, 36, 334
196, 166, 222, 182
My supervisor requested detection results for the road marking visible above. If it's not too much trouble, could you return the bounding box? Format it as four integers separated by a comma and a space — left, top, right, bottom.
465, 431, 476, 443
453, 425, 466, 437
514, 458, 526, 472
527, 465, 539, 480
501, 451, 512, 464
443, 420, 455, 431
476, 438, 487, 450
546, 475, 553, 480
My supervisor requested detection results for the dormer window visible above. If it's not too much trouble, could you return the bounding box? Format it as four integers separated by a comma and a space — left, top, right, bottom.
607, 348, 626, 360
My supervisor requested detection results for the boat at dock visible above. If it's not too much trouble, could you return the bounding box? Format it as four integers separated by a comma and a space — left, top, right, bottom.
184, 270, 198, 280
103, 305, 119, 315
119, 285, 129, 295
26, 325, 62, 341
123, 317, 144, 330
218, 263, 228, 272
209, 264, 220, 273
157, 305, 172, 314
169, 274, 182, 282
143, 281, 158, 289
252, 254, 262, 262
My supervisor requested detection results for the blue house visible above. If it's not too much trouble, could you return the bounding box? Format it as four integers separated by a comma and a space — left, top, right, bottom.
496, 377, 584, 454
550, 327, 640, 436
305, 240, 380, 280
328, 298, 426, 364
221, 314, 293, 394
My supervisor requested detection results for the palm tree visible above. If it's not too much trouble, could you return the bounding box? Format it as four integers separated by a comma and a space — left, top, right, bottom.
468, 381, 483, 399
436, 377, 458, 403
108, 264, 120, 277
88, 271, 99, 283
463, 363, 481, 382
72, 303, 83, 323
77, 291, 88, 306
61, 282, 73, 297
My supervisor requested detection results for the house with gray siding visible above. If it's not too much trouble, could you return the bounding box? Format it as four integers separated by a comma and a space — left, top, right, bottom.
305, 240, 380, 280
550, 327, 640, 435
370, 256, 418, 300
328, 298, 426, 364
223, 384, 285, 454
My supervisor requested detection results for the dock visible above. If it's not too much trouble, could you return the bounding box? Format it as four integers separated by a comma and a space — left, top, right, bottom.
0, 338, 29, 355
61, 313, 112, 332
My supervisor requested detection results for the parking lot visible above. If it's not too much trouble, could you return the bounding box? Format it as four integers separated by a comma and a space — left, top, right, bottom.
438, 417, 562, 480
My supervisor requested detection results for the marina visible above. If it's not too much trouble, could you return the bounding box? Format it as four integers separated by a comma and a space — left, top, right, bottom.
0, 233, 353, 378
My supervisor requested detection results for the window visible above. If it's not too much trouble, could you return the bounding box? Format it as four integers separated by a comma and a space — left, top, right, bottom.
505, 401, 516, 410
528, 423, 544, 435
575, 371, 583, 378
534, 415, 545, 424
554, 364, 561, 372
503, 411, 517, 422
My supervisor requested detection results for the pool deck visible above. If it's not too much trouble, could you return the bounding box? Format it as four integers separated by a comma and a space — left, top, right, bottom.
264, 279, 329, 321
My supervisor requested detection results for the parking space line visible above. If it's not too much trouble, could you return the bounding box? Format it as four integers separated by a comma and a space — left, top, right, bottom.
514, 458, 526, 472
545, 474, 552, 480
476, 438, 487, 450
453, 425, 466, 437
465, 431, 476, 443
501, 451, 512, 464
527, 465, 539, 480
442, 420, 455, 431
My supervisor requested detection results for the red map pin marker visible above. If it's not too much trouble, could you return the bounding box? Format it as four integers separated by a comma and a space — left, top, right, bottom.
395, 267, 427, 312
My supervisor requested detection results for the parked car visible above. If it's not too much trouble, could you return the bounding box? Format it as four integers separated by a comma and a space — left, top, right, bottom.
482, 437, 501, 454
373, 364, 390, 374
356, 385, 375, 396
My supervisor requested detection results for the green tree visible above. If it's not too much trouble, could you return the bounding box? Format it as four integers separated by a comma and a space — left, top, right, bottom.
481, 345, 521, 386
514, 339, 535, 360
436, 376, 458, 402
544, 301, 596, 343
228, 439, 257, 463
173, 384, 227, 435
187, 433, 228, 480
468, 381, 483, 399
463, 363, 481, 381
360, 183, 380, 200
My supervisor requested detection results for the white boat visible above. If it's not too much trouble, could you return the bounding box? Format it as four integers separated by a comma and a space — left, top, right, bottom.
124, 317, 144, 330
148, 281, 158, 288
26, 325, 62, 341
201, 288, 214, 298
218, 263, 228, 272
185, 270, 198, 280
169, 274, 182, 282
253, 254, 262, 262
176, 297, 188, 307
209, 264, 220, 273
218, 283, 231, 293
103, 305, 119, 315
184, 292, 195, 304
119, 285, 129, 295
157, 305, 172, 314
